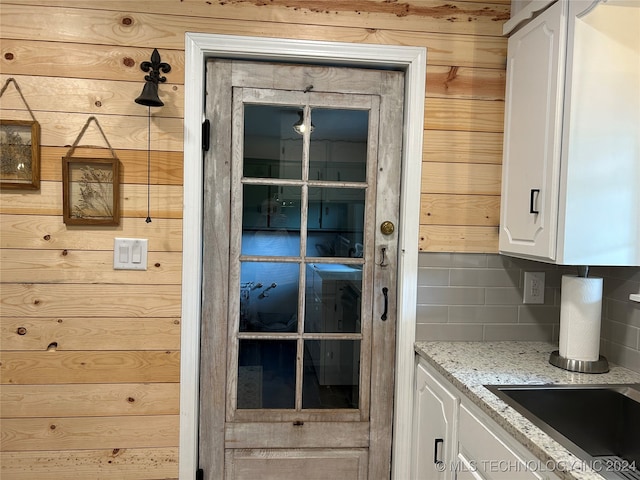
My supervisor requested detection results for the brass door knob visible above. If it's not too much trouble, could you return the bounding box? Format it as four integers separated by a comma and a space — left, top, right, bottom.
380, 221, 395, 235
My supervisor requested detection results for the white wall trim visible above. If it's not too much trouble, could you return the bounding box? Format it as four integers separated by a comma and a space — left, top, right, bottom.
180, 32, 425, 480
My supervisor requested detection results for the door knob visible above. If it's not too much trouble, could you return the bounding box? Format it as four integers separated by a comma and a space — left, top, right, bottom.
380, 221, 395, 235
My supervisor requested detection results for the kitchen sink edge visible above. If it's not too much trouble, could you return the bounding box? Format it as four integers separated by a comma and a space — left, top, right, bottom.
484, 384, 640, 480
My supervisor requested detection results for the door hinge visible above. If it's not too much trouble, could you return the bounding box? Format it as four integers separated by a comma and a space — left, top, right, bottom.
202, 119, 210, 152
196, 467, 204, 480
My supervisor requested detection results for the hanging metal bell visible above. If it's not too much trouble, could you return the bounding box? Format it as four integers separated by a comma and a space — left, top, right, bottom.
135, 80, 164, 107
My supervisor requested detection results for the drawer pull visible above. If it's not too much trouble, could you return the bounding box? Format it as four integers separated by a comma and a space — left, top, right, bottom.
434, 438, 444, 465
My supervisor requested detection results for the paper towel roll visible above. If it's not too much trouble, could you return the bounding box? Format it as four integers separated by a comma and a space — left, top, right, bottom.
558, 275, 603, 362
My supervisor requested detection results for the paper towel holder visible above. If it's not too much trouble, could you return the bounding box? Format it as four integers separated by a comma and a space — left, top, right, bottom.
549, 350, 609, 374
550, 266, 609, 373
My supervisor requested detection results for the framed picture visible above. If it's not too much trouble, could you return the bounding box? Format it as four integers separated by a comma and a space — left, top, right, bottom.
62, 157, 120, 225
0, 119, 40, 189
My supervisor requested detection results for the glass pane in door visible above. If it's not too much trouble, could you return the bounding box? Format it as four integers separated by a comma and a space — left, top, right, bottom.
307, 187, 365, 258
240, 261, 299, 333
309, 108, 369, 182
305, 263, 362, 334
238, 339, 297, 409
303, 340, 360, 409
244, 105, 303, 180
242, 184, 301, 249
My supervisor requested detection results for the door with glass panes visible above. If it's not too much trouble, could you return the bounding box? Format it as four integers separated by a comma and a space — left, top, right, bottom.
199, 59, 403, 480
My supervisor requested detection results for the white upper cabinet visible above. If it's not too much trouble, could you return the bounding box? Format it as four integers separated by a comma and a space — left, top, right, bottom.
500, 0, 566, 261
499, 0, 640, 266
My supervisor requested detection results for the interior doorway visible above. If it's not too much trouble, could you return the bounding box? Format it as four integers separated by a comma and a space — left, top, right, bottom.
180, 34, 426, 480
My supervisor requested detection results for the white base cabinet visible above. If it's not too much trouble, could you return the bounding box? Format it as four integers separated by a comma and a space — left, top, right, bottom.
412, 359, 458, 480
412, 356, 561, 480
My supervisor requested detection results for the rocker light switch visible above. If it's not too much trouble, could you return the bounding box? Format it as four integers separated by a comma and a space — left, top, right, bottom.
119, 245, 129, 263
132, 243, 142, 263
114, 238, 148, 270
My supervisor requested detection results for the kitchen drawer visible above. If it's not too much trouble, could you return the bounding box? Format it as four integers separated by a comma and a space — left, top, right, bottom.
458, 404, 546, 480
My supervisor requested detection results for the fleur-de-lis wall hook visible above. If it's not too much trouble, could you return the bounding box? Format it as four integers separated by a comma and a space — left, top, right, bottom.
134, 48, 172, 223
135, 48, 172, 107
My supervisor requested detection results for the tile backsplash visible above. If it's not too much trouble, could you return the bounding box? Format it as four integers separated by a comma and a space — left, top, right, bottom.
416, 252, 640, 373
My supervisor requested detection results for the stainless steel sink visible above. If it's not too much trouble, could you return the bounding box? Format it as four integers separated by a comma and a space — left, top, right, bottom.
485, 384, 640, 480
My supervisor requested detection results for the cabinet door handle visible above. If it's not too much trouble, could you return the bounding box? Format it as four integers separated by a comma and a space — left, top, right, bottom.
381, 287, 388, 321
434, 438, 444, 466
530, 189, 540, 214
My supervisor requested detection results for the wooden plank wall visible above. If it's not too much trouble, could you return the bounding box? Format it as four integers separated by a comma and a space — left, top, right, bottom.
0, 0, 508, 478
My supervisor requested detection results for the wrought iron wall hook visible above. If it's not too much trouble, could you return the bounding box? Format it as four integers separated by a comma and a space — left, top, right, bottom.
135, 49, 172, 108
140, 48, 172, 85
134, 48, 172, 223
379, 247, 389, 267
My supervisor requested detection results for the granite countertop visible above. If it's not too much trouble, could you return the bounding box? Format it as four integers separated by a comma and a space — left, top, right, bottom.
414, 341, 640, 480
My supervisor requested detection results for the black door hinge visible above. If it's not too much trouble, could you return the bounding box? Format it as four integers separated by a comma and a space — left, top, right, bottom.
202, 119, 211, 152
196, 467, 204, 480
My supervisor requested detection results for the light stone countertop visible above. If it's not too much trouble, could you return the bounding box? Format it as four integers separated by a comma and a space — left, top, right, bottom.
414, 341, 640, 480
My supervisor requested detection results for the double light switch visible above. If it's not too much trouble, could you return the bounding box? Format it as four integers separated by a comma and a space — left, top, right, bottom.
113, 238, 148, 270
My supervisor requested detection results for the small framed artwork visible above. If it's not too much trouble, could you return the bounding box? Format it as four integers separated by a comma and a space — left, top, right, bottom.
62, 157, 120, 226
0, 119, 40, 189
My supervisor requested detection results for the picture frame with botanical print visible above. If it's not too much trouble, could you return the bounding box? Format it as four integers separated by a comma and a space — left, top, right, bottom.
0, 119, 40, 189
62, 157, 120, 226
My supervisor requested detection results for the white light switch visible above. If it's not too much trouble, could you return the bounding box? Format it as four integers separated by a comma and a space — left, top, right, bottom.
114, 238, 148, 270
132, 243, 142, 263
119, 245, 129, 263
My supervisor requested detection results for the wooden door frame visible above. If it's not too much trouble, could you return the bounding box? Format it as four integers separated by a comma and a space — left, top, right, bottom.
180, 33, 426, 480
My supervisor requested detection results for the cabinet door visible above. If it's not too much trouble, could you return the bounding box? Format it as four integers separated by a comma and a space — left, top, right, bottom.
412, 360, 458, 480
499, 1, 566, 260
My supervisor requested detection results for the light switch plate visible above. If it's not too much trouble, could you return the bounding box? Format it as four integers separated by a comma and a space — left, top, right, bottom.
114, 238, 148, 270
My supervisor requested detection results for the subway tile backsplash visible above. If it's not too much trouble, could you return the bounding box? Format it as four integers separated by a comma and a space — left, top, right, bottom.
416, 252, 640, 373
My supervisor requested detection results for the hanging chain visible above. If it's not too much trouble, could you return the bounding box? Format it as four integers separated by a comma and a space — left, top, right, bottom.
145, 107, 152, 223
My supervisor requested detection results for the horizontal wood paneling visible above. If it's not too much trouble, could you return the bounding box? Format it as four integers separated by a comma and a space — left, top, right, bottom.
0, 182, 183, 218
2, 1, 509, 37
423, 130, 504, 164
1, 250, 182, 284
0, 74, 183, 118
1, 317, 180, 351
0, 215, 183, 251
426, 66, 505, 101
0, 109, 183, 151
1, 0, 509, 476
0, 9, 508, 69
1, 415, 179, 451
1, 383, 180, 417
0, 448, 179, 480
41, 147, 183, 185
0, 39, 185, 82
424, 97, 505, 133
1, 351, 180, 385
421, 162, 502, 195
1, 284, 182, 317
419, 225, 499, 252
420, 193, 500, 226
